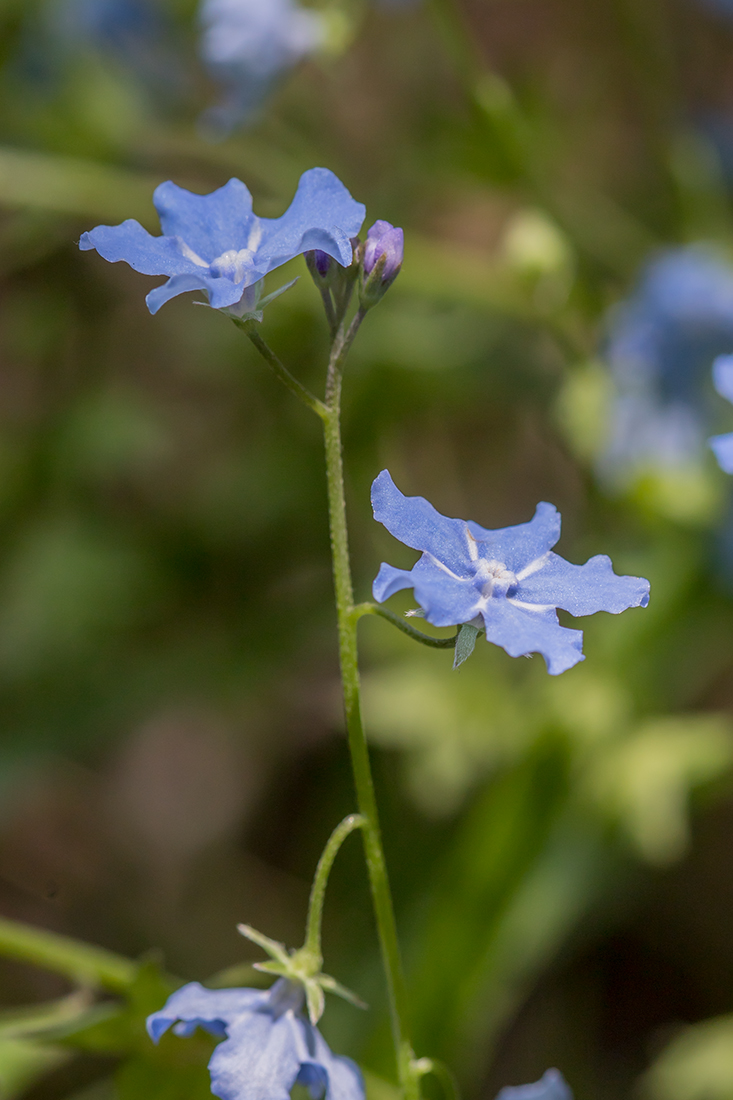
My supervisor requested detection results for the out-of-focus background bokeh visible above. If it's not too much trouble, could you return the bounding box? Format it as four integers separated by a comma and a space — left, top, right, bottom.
4, 2, 733, 1100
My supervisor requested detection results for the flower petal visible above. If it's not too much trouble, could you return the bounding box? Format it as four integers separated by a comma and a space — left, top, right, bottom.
80, 220, 205, 277
373, 556, 482, 628
208, 1010, 302, 1100
495, 1070, 572, 1100
146, 982, 267, 1042
468, 502, 561, 575
371, 471, 475, 577
713, 353, 733, 404
710, 430, 733, 473
154, 178, 256, 262
311, 1027, 365, 1100
516, 552, 650, 616
258, 168, 366, 271
482, 599, 584, 675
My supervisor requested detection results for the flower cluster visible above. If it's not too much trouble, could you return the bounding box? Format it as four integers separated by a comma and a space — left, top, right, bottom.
371, 471, 650, 675
709, 355, 733, 471
601, 246, 733, 479
80, 168, 365, 315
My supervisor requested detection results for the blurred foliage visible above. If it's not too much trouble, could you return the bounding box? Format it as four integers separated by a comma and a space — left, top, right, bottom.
1, 2, 733, 1100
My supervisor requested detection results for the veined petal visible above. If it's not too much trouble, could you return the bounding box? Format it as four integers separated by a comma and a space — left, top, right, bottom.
516, 552, 650, 616
154, 178, 256, 262
311, 1026, 365, 1100
208, 1010, 302, 1100
146, 273, 213, 314
371, 471, 475, 577
80, 220, 206, 277
713, 354, 733, 404
710, 431, 733, 473
146, 982, 267, 1042
468, 502, 561, 575
373, 558, 481, 626
495, 1070, 572, 1100
482, 599, 584, 675
257, 168, 365, 271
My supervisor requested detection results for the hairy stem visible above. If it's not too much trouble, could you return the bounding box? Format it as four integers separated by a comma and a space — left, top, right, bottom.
352, 603, 458, 649
322, 341, 417, 1097
304, 814, 366, 960
240, 321, 328, 419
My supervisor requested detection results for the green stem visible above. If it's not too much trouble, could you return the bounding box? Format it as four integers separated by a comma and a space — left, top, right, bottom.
322, 347, 417, 1099
352, 603, 458, 650
0, 917, 137, 993
304, 814, 366, 959
240, 321, 328, 419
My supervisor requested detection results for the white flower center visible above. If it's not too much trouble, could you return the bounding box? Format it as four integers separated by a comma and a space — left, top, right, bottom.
209, 248, 257, 284
474, 558, 517, 598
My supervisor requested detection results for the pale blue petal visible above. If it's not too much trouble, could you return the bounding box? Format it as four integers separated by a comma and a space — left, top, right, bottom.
710, 431, 733, 472
372, 562, 417, 602
482, 600, 584, 675
80, 220, 204, 277
258, 168, 366, 271
495, 1070, 572, 1100
146, 273, 212, 314
468, 502, 561, 575
208, 1010, 302, 1100
373, 557, 481, 627
154, 179, 256, 262
713, 354, 733, 403
311, 1026, 365, 1100
146, 982, 267, 1042
371, 470, 475, 577
517, 552, 650, 616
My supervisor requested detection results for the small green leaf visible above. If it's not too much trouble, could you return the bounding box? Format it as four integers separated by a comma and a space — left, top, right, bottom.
453, 623, 481, 669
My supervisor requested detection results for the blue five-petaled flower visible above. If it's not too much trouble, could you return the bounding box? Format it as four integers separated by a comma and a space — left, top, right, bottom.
709, 354, 733, 472
371, 471, 650, 675
147, 978, 365, 1100
79, 168, 365, 315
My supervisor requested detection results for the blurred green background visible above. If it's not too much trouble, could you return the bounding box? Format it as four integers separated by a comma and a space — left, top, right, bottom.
3, 2, 733, 1100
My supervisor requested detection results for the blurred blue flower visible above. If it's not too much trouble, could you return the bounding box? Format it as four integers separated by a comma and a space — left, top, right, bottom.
496, 1070, 572, 1100
709, 355, 733, 471
147, 978, 365, 1100
199, 0, 326, 133
371, 470, 650, 675
43, 0, 186, 100
602, 246, 733, 479
80, 168, 366, 314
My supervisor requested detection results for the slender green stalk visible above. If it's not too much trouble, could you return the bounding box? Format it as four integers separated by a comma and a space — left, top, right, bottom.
0, 917, 137, 993
242, 310, 418, 1097
322, 320, 418, 1099
304, 814, 366, 959
239, 321, 328, 419
352, 602, 458, 650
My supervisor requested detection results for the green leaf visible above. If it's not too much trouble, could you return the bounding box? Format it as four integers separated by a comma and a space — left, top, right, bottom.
453, 624, 481, 670
0, 1037, 69, 1099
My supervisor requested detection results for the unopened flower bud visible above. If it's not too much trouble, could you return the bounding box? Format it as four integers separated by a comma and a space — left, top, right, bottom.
363, 220, 403, 282
306, 249, 335, 286
360, 220, 403, 308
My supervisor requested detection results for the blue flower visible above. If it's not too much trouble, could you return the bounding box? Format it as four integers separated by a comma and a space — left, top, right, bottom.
601, 246, 733, 478
79, 168, 366, 315
495, 1070, 572, 1100
371, 471, 650, 675
147, 978, 365, 1100
199, 0, 326, 133
709, 355, 733, 471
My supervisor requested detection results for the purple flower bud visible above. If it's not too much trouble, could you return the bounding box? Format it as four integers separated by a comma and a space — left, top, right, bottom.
363, 220, 404, 282
312, 249, 332, 277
